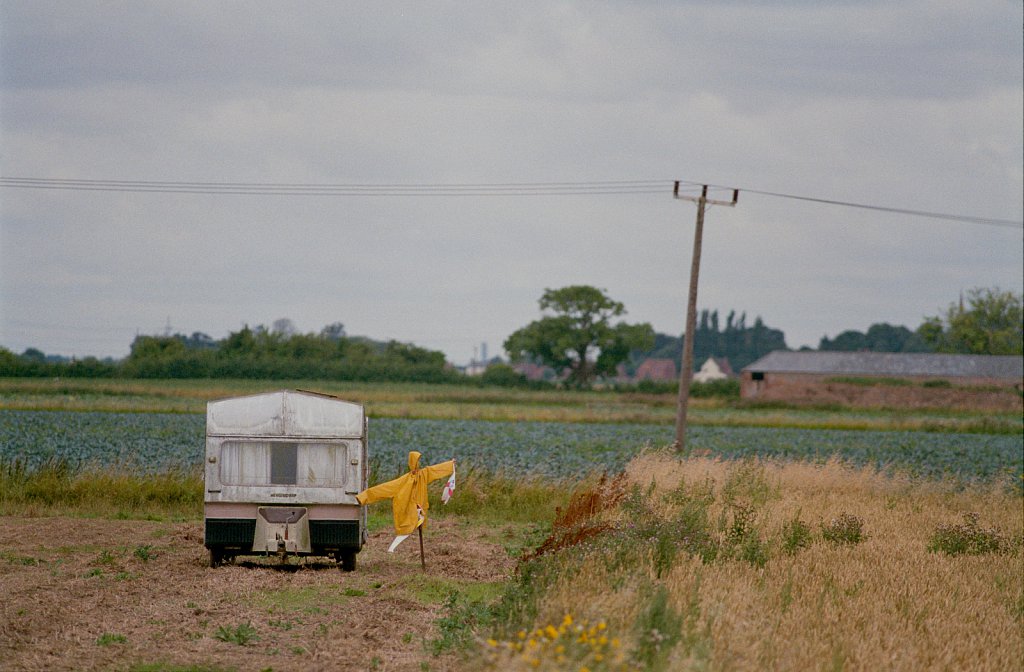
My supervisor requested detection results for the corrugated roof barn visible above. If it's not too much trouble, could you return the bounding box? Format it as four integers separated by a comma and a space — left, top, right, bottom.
743, 351, 1022, 380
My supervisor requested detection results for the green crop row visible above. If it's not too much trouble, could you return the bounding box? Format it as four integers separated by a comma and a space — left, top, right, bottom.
0, 410, 1020, 486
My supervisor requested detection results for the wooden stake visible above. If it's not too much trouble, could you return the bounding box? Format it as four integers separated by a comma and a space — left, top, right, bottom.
418, 525, 426, 570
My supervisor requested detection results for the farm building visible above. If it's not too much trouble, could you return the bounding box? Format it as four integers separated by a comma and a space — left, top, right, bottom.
741, 351, 1023, 404
512, 361, 555, 381
633, 358, 677, 382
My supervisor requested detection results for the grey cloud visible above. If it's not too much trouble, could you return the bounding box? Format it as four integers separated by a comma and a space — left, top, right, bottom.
0, 1, 1020, 361
3, 2, 1017, 101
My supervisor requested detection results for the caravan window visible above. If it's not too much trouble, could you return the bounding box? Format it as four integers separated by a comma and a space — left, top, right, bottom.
270, 444, 297, 484
219, 441, 347, 487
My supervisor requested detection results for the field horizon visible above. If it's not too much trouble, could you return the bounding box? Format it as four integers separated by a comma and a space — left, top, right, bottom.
1, 377, 1019, 435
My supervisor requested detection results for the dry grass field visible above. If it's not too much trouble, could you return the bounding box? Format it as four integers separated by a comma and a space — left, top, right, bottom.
483, 453, 1024, 671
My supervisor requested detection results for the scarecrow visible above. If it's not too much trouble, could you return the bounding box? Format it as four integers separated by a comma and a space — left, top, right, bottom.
356, 451, 455, 562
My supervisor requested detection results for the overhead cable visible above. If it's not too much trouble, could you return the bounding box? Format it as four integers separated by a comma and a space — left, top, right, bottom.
2, 175, 1019, 227
676, 180, 1023, 228
0, 176, 669, 196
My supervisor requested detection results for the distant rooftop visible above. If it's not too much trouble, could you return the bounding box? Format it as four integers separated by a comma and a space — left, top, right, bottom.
743, 351, 1023, 380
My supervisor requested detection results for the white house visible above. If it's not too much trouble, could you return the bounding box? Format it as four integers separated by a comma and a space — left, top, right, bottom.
692, 357, 734, 383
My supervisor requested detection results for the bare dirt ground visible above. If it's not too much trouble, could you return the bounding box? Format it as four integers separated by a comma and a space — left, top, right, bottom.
0, 516, 517, 672
754, 380, 1023, 412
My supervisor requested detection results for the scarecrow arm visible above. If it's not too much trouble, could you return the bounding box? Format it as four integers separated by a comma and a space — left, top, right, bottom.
420, 459, 455, 484
356, 475, 405, 505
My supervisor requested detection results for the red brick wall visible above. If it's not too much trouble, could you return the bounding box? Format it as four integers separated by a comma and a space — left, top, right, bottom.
740, 371, 1022, 411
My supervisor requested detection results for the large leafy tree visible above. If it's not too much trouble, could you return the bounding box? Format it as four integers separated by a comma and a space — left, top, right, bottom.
504, 285, 654, 388
918, 287, 1023, 355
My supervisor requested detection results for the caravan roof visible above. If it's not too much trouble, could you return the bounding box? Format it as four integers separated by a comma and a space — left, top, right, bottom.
206, 389, 365, 438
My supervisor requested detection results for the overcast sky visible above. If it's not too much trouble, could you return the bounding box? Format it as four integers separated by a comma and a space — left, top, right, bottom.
1, 1, 1021, 365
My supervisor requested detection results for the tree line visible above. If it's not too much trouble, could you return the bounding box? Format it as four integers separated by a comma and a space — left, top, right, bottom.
2, 286, 1019, 388
627, 309, 788, 375
503, 285, 1021, 388
0, 324, 465, 384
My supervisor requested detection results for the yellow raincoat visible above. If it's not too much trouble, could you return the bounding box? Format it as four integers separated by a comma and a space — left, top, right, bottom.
355, 451, 454, 535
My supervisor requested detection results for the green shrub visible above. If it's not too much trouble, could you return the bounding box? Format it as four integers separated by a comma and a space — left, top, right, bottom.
821, 513, 866, 545
927, 512, 1006, 556
781, 514, 813, 555
688, 378, 740, 399
478, 364, 531, 388
722, 503, 767, 567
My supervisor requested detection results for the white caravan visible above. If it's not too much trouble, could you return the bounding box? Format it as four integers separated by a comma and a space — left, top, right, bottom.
203, 390, 367, 570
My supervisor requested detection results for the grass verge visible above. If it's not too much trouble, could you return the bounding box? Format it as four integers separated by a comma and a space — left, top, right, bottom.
0, 457, 574, 525
0, 458, 202, 519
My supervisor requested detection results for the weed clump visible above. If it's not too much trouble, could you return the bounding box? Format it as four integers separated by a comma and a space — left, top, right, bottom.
95, 633, 127, 646
781, 513, 813, 555
429, 591, 494, 655
634, 585, 684, 670
133, 544, 156, 563
821, 513, 866, 545
214, 622, 259, 646
721, 502, 767, 568
928, 512, 1007, 556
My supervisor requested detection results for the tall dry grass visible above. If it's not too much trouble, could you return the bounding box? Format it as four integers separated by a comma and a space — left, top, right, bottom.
484, 452, 1023, 671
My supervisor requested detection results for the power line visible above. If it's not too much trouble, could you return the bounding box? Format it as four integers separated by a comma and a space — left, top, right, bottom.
677, 180, 1023, 228
0, 176, 669, 196
2, 175, 1020, 227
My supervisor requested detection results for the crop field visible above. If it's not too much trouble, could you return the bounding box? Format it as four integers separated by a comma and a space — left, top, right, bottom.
1, 377, 1020, 434
1, 380, 1021, 671
1, 409, 1021, 485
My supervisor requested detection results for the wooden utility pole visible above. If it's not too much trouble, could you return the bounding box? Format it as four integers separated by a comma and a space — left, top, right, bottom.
673, 182, 738, 452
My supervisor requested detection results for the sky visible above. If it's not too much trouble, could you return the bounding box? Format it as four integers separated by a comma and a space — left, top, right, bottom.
1, 1, 1021, 366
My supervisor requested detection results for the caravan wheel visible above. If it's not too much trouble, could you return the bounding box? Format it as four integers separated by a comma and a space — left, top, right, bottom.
209, 548, 223, 568
338, 551, 357, 572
